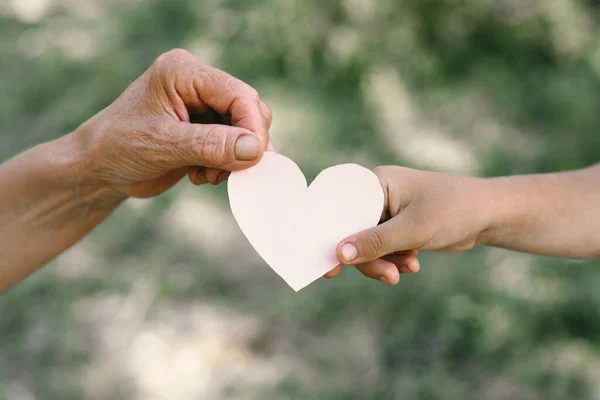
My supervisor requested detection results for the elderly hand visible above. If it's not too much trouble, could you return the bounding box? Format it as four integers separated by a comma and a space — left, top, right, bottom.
0, 49, 273, 291
78, 48, 273, 199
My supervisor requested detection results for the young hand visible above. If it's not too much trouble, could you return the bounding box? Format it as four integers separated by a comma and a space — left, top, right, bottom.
326, 166, 490, 285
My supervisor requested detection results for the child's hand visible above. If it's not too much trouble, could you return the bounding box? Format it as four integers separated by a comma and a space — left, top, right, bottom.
325, 249, 420, 285
326, 166, 490, 285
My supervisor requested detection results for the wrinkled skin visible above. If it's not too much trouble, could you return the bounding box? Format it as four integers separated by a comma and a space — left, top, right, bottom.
0, 49, 275, 290
79, 48, 274, 199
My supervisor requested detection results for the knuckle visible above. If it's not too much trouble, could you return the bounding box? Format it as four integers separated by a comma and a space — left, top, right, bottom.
247, 87, 260, 101
374, 166, 411, 217
362, 230, 384, 257
162, 48, 193, 62
373, 167, 398, 195
226, 75, 257, 98
191, 128, 208, 161
374, 165, 404, 181
373, 166, 388, 178
153, 49, 194, 72
145, 124, 174, 166
219, 74, 260, 102
195, 126, 227, 166
233, 79, 259, 101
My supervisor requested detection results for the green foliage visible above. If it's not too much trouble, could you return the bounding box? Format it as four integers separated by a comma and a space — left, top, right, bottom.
1, 0, 600, 399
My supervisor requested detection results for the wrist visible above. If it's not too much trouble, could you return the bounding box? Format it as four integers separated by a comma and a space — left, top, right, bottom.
443, 174, 502, 249
53, 125, 128, 208
474, 176, 529, 248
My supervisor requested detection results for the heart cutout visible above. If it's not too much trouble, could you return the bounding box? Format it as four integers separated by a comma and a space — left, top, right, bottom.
228, 152, 384, 291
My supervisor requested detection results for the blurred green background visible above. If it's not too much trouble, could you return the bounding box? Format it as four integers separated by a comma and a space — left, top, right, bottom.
1, 0, 600, 399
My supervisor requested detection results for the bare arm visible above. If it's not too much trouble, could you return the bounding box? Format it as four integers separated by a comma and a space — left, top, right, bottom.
0, 133, 124, 290
0, 49, 272, 292
479, 163, 600, 258
326, 163, 600, 285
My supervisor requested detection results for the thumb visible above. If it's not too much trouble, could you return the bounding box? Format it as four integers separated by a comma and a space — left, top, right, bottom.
157, 120, 264, 171
336, 218, 417, 265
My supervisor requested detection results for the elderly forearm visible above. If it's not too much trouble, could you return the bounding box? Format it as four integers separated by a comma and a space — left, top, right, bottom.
478, 164, 600, 258
0, 131, 125, 291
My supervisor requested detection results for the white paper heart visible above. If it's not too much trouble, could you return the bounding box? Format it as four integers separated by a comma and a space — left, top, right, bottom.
228, 152, 384, 291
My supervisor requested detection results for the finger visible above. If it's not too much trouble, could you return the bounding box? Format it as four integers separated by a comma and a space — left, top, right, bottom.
216, 171, 230, 185
206, 144, 275, 183
205, 168, 223, 185
156, 120, 264, 171
326, 249, 419, 279
193, 64, 269, 148
204, 167, 222, 184
324, 264, 343, 279
336, 217, 418, 265
384, 251, 421, 273
205, 140, 272, 186
355, 259, 400, 285
407, 257, 421, 273
260, 100, 273, 128
156, 50, 269, 147
405, 257, 421, 273
188, 166, 208, 185
208, 140, 274, 181
259, 101, 276, 152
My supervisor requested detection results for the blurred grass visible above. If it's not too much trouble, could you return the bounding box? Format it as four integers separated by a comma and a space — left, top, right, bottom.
2, 0, 600, 399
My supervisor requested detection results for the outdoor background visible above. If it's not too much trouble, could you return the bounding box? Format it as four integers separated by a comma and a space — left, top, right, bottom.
1, 0, 600, 399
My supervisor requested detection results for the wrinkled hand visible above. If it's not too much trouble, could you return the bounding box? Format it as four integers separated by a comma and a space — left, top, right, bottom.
326, 166, 488, 285
77, 49, 273, 199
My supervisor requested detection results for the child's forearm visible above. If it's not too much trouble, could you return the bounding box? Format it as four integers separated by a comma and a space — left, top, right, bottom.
478, 164, 600, 258
334, 163, 600, 285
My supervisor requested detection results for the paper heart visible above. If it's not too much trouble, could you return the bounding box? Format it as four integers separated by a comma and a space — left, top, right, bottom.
228, 152, 384, 291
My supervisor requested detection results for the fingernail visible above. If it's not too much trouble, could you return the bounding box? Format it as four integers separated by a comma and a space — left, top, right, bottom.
234, 134, 261, 161
341, 243, 357, 263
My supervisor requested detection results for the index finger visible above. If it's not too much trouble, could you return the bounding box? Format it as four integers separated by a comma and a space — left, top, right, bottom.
194, 64, 269, 149
155, 50, 270, 149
